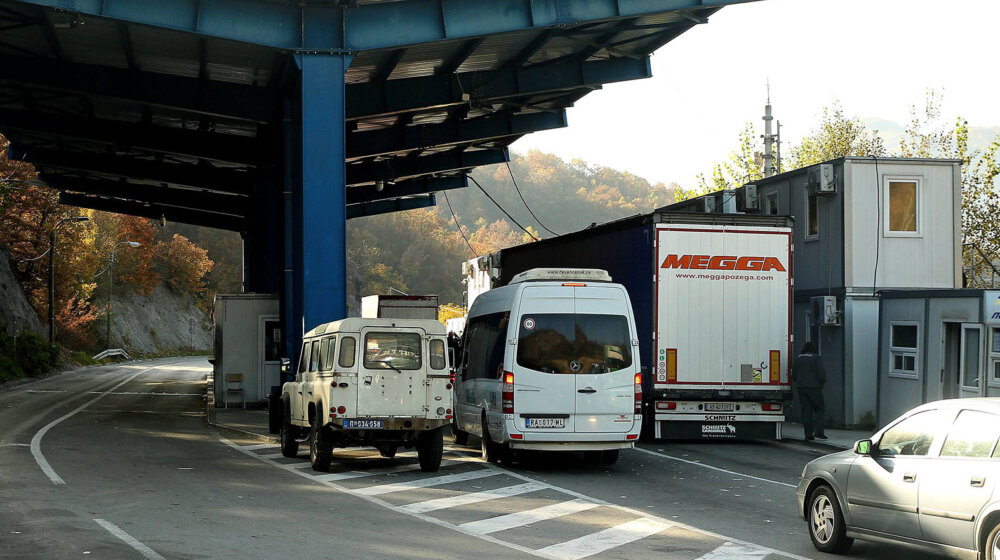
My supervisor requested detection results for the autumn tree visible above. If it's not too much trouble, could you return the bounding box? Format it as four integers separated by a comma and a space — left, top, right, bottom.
156, 234, 214, 297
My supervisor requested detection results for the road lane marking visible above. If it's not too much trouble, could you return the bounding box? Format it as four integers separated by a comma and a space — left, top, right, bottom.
0, 443, 30, 447
94, 519, 166, 560
400, 482, 547, 514
31, 364, 168, 485
536, 517, 669, 560
632, 446, 796, 489
355, 469, 500, 496
695, 541, 772, 560
460, 499, 600, 535
224, 440, 815, 560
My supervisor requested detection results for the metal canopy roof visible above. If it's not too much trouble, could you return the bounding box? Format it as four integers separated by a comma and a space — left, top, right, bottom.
0, 0, 753, 231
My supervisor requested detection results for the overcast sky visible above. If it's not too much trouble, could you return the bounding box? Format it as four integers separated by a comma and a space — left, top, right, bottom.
511, 0, 1000, 188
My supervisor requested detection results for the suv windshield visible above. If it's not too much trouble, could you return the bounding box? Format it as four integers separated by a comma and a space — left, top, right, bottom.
364, 332, 422, 370
517, 314, 632, 374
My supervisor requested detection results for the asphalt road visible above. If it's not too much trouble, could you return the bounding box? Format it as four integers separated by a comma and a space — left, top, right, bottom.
0, 358, 950, 560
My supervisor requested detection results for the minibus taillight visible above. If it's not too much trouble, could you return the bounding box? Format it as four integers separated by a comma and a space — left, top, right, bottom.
634, 373, 642, 413
502, 372, 514, 413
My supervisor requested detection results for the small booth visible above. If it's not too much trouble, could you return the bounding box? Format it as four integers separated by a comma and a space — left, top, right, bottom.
211, 294, 281, 407
876, 290, 1000, 426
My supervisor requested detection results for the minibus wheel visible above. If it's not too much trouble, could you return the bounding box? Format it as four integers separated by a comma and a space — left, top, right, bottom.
481, 419, 501, 463
453, 422, 470, 446
601, 449, 620, 465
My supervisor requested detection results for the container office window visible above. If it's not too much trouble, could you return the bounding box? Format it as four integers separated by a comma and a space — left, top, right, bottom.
885, 177, 921, 236
765, 192, 779, 215
889, 322, 919, 379
805, 194, 819, 239
990, 327, 1000, 388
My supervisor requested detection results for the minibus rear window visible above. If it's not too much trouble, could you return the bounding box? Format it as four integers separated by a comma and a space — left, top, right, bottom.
517, 314, 632, 374
364, 332, 422, 370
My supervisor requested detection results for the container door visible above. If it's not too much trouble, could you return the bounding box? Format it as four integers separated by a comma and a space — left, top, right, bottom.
512, 286, 576, 434
572, 287, 636, 433
357, 328, 426, 416
959, 324, 985, 397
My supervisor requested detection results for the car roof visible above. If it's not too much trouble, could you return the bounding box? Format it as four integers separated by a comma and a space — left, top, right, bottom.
908, 398, 1000, 415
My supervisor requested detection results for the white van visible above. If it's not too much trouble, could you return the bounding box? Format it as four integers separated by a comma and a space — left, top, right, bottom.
452, 268, 642, 464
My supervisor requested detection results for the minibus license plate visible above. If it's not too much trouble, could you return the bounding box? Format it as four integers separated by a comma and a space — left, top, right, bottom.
344, 419, 383, 429
526, 418, 564, 429
704, 403, 735, 412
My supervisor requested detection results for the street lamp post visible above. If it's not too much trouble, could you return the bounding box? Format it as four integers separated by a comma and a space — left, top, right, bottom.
48, 216, 90, 344
107, 241, 141, 348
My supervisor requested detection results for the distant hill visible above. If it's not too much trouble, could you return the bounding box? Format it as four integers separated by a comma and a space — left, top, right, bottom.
862, 118, 1000, 155
347, 150, 680, 304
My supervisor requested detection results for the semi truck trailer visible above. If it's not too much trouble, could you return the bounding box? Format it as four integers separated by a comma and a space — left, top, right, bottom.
469, 212, 794, 440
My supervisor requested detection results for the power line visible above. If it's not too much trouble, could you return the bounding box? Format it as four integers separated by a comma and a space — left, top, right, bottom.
442, 191, 479, 258
505, 160, 559, 236
468, 175, 539, 241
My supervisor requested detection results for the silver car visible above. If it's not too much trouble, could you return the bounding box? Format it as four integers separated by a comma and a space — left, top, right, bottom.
797, 398, 1000, 559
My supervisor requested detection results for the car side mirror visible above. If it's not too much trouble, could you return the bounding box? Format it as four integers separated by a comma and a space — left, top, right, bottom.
854, 439, 873, 455
280, 358, 291, 374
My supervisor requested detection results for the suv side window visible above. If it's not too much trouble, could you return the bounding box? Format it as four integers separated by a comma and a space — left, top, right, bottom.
339, 336, 356, 368
878, 409, 954, 456
297, 341, 309, 376
309, 341, 321, 372
940, 410, 1000, 458
320, 336, 337, 371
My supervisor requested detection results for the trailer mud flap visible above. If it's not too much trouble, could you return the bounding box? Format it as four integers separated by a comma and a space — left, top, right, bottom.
656, 420, 779, 440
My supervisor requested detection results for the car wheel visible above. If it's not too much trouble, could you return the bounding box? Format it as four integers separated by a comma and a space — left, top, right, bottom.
453, 422, 470, 446
417, 428, 444, 472
309, 420, 333, 472
279, 421, 299, 458
481, 419, 501, 463
808, 485, 853, 554
985, 522, 1000, 560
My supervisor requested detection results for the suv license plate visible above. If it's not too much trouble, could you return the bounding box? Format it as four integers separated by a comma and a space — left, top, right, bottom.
704, 403, 736, 412
526, 418, 565, 429
343, 419, 383, 429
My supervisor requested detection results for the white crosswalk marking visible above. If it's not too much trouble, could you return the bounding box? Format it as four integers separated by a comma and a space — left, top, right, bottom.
256, 452, 286, 459
459, 499, 600, 535
239, 443, 276, 451
695, 542, 771, 560
314, 457, 475, 481
535, 517, 670, 560
400, 482, 547, 514
354, 469, 500, 496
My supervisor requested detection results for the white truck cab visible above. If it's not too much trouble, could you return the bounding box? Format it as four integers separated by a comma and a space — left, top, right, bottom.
277, 317, 453, 472
453, 268, 642, 464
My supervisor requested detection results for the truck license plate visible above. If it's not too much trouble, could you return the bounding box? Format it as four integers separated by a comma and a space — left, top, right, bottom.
343, 419, 383, 429
526, 418, 565, 429
704, 403, 736, 412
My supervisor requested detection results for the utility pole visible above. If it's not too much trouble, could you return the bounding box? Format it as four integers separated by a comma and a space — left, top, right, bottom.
761, 81, 778, 178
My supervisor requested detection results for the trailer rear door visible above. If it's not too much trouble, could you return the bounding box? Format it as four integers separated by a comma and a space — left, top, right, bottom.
653, 225, 791, 388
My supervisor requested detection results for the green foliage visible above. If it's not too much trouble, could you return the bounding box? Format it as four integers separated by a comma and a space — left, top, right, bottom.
786, 102, 887, 169
70, 350, 99, 366
0, 330, 59, 381
686, 122, 765, 198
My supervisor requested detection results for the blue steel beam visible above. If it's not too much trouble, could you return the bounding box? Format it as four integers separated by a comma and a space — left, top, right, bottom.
0, 55, 276, 122
0, 108, 264, 165
346, 147, 507, 186
41, 174, 250, 214
347, 110, 566, 160
347, 56, 650, 120
25, 147, 255, 194
11, 0, 754, 51
346, 175, 466, 205
347, 194, 436, 219
58, 192, 246, 231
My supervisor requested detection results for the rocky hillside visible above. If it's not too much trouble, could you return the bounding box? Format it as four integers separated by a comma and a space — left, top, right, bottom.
0, 248, 42, 336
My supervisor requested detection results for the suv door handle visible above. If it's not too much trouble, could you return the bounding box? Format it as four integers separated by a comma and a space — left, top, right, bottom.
971, 477, 986, 488
903, 473, 917, 483
577, 388, 597, 394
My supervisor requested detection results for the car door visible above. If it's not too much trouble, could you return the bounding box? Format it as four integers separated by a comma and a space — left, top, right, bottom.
846, 408, 954, 539
917, 409, 1000, 548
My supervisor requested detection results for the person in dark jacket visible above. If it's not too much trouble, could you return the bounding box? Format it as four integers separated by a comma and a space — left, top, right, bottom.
792, 341, 827, 440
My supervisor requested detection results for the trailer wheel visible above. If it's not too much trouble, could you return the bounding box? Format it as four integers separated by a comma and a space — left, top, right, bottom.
417, 428, 444, 472
309, 420, 333, 472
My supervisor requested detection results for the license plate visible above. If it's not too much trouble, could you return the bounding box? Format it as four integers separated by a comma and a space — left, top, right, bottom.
343, 419, 383, 429
704, 403, 736, 412
526, 418, 565, 429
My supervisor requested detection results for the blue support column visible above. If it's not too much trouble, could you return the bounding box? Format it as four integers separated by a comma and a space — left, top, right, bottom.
283, 53, 352, 366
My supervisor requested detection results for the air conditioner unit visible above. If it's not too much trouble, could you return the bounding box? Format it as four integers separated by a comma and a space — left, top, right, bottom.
811, 295, 840, 326
817, 163, 836, 194
744, 184, 759, 210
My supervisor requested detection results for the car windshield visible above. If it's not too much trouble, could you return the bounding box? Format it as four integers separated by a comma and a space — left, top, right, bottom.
516, 313, 632, 374
364, 332, 422, 370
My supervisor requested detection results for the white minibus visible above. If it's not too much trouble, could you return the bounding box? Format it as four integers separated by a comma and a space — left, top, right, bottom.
452, 268, 642, 464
